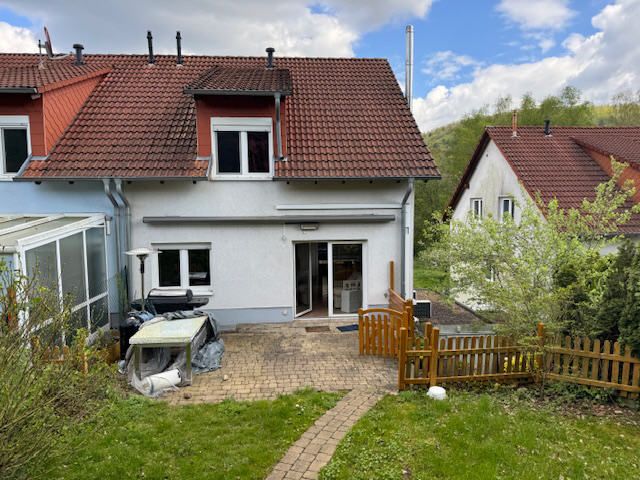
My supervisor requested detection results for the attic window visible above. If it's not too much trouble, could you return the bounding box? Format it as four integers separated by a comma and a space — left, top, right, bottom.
0, 115, 30, 177
211, 117, 273, 178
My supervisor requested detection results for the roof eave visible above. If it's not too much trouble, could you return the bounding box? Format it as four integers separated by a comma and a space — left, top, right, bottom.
14, 175, 209, 182
184, 88, 291, 96
0, 87, 38, 94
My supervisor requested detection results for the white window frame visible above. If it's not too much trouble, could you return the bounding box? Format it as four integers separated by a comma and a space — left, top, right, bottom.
470, 198, 483, 218
499, 196, 515, 220
17, 216, 109, 335
152, 243, 213, 295
0, 115, 31, 180
211, 117, 273, 180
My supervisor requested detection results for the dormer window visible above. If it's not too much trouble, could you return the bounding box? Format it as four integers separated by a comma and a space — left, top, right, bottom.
0, 116, 30, 177
211, 117, 273, 178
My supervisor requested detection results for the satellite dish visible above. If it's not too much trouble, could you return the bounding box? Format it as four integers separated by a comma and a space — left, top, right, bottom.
43, 26, 54, 58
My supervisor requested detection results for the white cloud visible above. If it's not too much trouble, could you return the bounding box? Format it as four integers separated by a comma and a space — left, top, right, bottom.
0, 0, 432, 57
414, 0, 640, 131
496, 0, 576, 30
0, 21, 38, 53
422, 50, 481, 82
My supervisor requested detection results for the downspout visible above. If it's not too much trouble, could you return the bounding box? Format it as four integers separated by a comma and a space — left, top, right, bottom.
103, 179, 121, 277
274, 93, 283, 160
400, 180, 413, 298
113, 179, 132, 299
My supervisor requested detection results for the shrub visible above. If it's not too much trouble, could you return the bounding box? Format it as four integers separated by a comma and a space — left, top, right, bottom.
0, 262, 121, 480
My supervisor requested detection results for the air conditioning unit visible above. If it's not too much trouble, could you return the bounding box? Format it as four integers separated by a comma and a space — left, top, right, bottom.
413, 299, 432, 320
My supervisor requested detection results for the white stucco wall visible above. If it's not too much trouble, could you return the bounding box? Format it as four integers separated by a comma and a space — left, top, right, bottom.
126, 179, 411, 327
452, 140, 531, 222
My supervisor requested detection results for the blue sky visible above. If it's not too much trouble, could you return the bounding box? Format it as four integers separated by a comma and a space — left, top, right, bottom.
0, 0, 638, 130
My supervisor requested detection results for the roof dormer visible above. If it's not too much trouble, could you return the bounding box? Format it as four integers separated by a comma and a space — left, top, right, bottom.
0, 57, 110, 176
185, 49, 292, 178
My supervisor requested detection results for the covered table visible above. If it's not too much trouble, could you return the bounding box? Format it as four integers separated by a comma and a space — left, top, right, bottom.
129, 315, 208, 385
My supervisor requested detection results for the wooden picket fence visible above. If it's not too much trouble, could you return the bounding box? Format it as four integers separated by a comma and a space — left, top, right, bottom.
398, 323, 537, 390
357, 261, 416, 357
396, 322, 640, 398
546, 335, 640, 398
358, 307, 413, 357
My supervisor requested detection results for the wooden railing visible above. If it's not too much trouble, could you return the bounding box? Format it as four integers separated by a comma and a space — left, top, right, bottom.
388, 260, 413, 318
397, 322, 640, 398
358, 307, 411, 357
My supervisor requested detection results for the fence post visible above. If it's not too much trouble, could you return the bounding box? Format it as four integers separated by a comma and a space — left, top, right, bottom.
429, 327, 440, 387
424, 322, 433, 349
398, 327, 408, 391
389, 260, 395, 291
358, 309, 364, 355
536, 322, 545, 373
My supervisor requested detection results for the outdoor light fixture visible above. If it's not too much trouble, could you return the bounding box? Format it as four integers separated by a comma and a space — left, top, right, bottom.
126, 247, 156, 311
299, 223, 319, 231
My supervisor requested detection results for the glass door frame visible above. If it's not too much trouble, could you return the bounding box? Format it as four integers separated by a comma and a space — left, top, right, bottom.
293, 242, 313, 317
327, 241, 367, 317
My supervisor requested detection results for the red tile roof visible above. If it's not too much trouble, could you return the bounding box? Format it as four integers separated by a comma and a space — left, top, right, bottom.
572, 133, 640, 170
185, 66, 292, 95
0, 61, 111, 93
0, 54, 437, 180
449, 126, 640, 234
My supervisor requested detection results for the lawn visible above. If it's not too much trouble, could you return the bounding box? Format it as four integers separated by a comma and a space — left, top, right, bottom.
34, 389, 341, 480
414, 263, 448, 292
320, 390, 640, 480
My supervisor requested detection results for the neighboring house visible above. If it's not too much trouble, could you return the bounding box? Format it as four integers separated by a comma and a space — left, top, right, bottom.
449, 123, 640, 242
0, 45, 438, 329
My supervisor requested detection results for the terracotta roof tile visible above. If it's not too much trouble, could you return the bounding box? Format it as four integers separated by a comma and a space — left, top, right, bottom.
450, 126, 640, 234
0, 54, 438, 180
0, 61, 111, 93
185, 65, 292, 95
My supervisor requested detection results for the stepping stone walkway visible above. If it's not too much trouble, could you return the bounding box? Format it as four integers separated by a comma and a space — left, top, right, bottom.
266, 388, 386, 480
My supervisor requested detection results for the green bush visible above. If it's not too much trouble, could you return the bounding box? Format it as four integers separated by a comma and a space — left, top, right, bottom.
0, 262, 121, 480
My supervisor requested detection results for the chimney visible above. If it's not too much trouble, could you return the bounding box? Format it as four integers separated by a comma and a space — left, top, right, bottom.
512, 110, 518, 137
266, 47, 275, 69
544, 119, 551, 136
73, 43, 84, 65
147, 30, 155, 64
176, 31, 183, 65
405, 25, 414, 113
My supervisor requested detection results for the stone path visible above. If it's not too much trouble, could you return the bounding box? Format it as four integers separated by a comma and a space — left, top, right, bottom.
266, 388, 385, 480
168, 320, 396, 404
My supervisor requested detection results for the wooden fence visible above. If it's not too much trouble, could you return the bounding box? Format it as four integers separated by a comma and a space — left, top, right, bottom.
357, 260, 417, 357
358, 307, 412, 357
546, 335, 640, 398
388, 260, 413, 318
396, 322, 640, 398
398, 323, 536, 390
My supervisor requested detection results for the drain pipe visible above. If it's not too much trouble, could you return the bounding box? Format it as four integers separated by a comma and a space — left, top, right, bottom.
103, 179, 121, 277
400, 179, 414, 298
113, 179, 132, 294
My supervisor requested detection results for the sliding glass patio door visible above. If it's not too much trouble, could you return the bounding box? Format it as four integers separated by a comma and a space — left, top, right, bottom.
294, 243, 312, 317
328, 242, 363, 316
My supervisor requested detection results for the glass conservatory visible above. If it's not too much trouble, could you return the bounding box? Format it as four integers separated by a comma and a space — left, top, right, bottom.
0, 214, 110, 332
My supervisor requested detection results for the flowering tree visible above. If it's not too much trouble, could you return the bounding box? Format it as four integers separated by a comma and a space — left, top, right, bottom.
421, 159, 640, 343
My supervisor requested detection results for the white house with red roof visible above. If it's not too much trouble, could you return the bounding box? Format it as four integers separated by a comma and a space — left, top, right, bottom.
449, 121, 640, 239
0, 41, 439, 329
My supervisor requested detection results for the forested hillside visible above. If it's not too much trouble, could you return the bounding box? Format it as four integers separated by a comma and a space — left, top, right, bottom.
415, 88, 640, 253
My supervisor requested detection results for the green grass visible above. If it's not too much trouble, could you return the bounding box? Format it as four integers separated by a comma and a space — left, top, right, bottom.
36, 389, 341, 480
320, 391, 640, 480
414, 263, 448, 292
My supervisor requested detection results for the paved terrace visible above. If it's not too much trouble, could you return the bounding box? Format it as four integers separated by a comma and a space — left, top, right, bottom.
168, 319, 397, 405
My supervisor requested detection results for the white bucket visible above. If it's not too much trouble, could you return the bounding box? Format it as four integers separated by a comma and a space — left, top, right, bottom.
426, 386, 447, 401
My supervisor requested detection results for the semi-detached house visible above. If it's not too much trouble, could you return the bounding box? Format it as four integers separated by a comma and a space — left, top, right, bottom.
0, 45, 439, 330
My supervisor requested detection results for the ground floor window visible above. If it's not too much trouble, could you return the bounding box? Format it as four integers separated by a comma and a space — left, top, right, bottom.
155, 244, 212, 290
